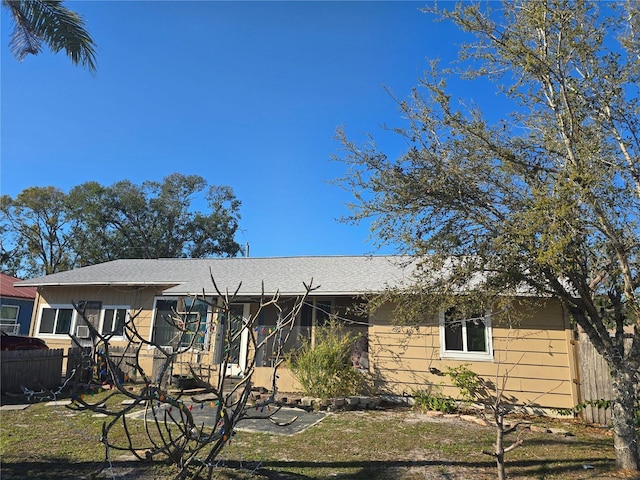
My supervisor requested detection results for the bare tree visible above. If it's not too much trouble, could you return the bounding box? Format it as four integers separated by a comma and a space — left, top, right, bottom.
462, 368, 525, 480
65, 274, 316, 479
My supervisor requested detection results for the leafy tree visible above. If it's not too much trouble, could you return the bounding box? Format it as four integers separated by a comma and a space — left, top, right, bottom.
1, 186, 80, 277
0, 225, 23, 277
2, 0, 97, 73
68, 174, 242, 263
336, 0, 639, 471
188, 185, 243, 258
2, 174, 242, 277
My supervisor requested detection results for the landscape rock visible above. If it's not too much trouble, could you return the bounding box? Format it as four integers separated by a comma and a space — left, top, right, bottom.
425, 410, 443, 417
531, 425, 549, 433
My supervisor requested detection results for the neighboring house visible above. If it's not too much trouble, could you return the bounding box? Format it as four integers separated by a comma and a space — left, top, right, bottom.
16, 256, 581, 412
1, 273, 37, 335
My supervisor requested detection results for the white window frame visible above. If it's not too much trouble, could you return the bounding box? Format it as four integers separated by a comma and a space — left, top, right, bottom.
0, 305, 20, 334
36, 304, 77, 337
100, 306, 130, 339
1, 305, 20, 322
439, 309, 493, 361
149, 297, 211, 350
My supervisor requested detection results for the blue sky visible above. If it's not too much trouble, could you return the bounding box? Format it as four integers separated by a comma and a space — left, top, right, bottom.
1, 1, 466, 258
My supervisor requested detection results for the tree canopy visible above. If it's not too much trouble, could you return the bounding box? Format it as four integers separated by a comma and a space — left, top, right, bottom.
0, 186, 80, 276
1, 174, 242, 277
337, 0, 639, 470
2, 0, 97, 73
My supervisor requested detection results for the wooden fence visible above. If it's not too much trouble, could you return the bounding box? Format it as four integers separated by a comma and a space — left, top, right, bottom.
66, 346, 141, 384
1, 349, 64, 394
1, 347, 143, 395
576, 332, 638, 424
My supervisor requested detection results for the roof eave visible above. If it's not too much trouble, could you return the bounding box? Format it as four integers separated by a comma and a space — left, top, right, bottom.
15, 281, 181, 288
160, 289, 386, 297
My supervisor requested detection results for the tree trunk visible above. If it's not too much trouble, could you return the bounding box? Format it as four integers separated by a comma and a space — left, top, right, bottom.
495, 422, 506, 480
610, 364, 640, 471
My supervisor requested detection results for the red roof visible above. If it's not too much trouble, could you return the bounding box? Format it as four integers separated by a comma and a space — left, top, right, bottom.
0, 273, 37, 300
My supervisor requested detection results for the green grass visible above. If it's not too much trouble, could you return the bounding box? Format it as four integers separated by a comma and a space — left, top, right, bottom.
0, 393, 625, 480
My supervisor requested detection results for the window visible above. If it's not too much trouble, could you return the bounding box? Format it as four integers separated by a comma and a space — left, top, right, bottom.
439, 308, 492, 360
37, 303, 129, 338
38, 306, 74, 335
151, 297, 209, 349
152, 299, 177, 346
221, 304, 244, 366
180, 298, 208, 349
101, 308, 128, 336
0, 305, 20, 334
1, 305, 19, 322
76, 301, 102, 330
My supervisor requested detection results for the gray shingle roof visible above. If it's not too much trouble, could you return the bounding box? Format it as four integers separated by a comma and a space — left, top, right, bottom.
16, 256, 417, 296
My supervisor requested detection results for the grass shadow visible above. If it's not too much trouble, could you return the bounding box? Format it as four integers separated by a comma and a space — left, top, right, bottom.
0, 454, 621, 480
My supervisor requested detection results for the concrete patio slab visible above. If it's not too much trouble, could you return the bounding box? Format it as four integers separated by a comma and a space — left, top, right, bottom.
127, 403, 326, 436
45, 399, 72, 406
0, 404, 30, 411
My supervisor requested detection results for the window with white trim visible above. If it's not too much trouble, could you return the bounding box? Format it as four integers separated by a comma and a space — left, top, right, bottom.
76, 300, 102, 332
101, 307, 129, 336
0, 305, 20, 334
151, 297, 209, 349
1, 305, 19, 322
38, 305, 75, 335
439, 308, 493, 361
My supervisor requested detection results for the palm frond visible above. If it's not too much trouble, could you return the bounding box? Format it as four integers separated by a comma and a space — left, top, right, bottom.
5, 0, 43, 61
3, 0, 97, 73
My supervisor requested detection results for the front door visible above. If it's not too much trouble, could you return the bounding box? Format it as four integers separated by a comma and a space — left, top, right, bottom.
224, 304, 249, 377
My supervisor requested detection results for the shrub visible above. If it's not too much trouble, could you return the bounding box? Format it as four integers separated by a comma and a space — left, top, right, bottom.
413, 386, 456, 414
413, 364, 480, 414
445, 364, 480, 404
287, 319, 366, 399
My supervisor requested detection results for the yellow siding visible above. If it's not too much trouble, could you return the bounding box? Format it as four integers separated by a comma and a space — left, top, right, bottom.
30, 285, 162, 348
28, 286, 578, 409
252, 367, 301, 393
368, 298, 578, 409
29, 285, 164, 376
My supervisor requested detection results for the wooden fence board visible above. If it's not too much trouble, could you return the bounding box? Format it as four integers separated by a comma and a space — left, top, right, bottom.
107, 346, 140, 383
1, 349, 64, 394
577, 333, 638, 425
66, 346, 142, 385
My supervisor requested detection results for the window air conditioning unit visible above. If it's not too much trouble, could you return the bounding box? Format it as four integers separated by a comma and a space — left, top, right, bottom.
76, 325, 90, 339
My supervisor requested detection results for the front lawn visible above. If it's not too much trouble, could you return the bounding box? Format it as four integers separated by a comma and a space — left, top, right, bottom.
0, 394, 622, 480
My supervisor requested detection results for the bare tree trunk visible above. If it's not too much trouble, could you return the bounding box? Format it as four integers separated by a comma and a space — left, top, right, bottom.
488, 409, 522, 480
610, 364, 640, 471
494, 415, 506, 480
64, 278, 317, 480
